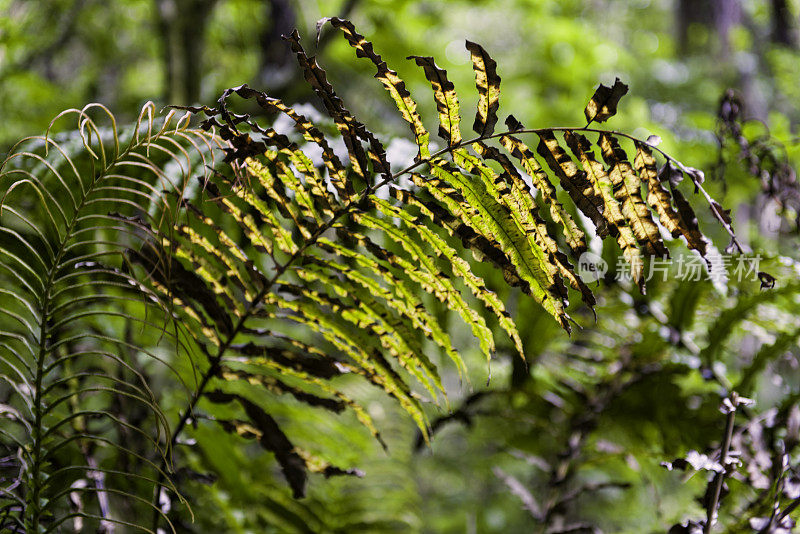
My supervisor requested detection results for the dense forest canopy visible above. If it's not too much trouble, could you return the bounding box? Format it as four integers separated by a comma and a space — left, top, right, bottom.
2, 1, 800, 532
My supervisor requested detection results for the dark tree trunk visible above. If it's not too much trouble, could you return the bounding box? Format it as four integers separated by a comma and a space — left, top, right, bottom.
155, 0, 218, 105
713, 0, 742, 57
676, 0, 741, 57
677, 0, 714, 54
675, 1, 768, 118
255, 0, 361, 100
772, 0, 798, 47
257, 0, 297, 93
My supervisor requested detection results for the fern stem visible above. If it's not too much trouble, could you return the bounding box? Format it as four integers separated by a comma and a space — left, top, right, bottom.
23, 125, 177, 530
28, 160, 106, 531
28, 286, 50, 531
151, 197, 354, 529
704, 393, 738, 533
150, 124, 487, 525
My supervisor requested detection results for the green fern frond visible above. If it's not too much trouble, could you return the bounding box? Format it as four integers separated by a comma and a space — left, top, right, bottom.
0, 103, 213, 530
0, 18, 737, 528
138, 19, 734, 516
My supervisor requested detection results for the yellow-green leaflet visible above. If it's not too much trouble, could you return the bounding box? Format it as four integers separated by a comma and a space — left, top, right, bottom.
500, 133, 586, 256
371, 194, 525, 362
321, 17, 431, 160
465, 40, 501, 136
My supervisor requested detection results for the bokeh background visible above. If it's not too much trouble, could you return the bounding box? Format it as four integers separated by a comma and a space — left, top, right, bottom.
4, 1, 800, 532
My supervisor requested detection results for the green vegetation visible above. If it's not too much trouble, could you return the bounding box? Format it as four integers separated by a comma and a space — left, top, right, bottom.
2, 2, 800, 532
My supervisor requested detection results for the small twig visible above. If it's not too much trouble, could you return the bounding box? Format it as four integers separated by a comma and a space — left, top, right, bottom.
704, 392, 739, 533
779, 497, 800, 521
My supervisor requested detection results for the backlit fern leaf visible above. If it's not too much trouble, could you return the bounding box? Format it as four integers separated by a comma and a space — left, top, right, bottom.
136, 18, 731, 516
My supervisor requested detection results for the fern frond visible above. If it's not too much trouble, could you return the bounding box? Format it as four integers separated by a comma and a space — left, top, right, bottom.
597, 132, 668, 257
318, 17, 432, 160
285, 30, 387, 188
408, 55, 463, 147
128, 18, 734, 520
584, 78, 630, 125
0, 103, 213, 530
559, 130, 645, 287
369, 195, 509, 365
698, 281, 800, 367
536, 130, 604, 255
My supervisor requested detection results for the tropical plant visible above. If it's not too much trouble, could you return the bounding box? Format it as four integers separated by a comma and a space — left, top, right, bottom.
0, 18, 735, 532
0, 103, 215, 531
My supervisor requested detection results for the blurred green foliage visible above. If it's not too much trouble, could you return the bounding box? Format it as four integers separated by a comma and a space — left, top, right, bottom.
4, 0, 800, 532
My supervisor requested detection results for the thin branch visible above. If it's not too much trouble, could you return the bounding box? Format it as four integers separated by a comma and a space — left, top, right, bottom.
705, 392, 739, 533
778, 495, 800, 521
